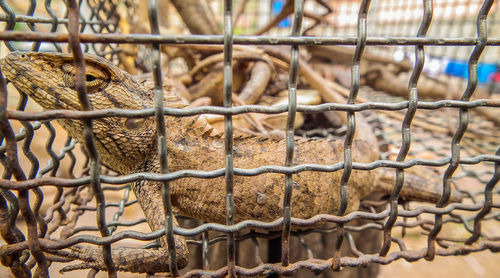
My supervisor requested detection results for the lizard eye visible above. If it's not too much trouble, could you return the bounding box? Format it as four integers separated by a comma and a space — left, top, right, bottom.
84, 71, 109, 94
86, 74, 97, 82
62, 62, 110, 94
85, 74, 105, 93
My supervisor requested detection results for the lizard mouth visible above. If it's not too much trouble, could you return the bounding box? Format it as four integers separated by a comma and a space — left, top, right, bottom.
1, 52, 79, 110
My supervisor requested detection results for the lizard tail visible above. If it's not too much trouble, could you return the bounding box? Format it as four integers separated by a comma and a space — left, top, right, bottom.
374, 167, 464, 204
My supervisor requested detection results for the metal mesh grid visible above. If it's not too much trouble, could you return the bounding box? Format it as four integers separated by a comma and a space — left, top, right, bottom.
267, 0, 500, 63
0, 0, 499, 277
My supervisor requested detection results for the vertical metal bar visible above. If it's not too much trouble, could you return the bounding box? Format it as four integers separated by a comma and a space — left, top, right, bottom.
0, 189, 25, 246
426, 0, 494, 261
19, 120, 47, 239
281, 0, 304, 267
338, 0, 371, 217
0, 192, 29, 277
43, 123, 60, 177
66, 0, 116, 277
465, 147, 499, 244
380, 0, 433, 257
223, 0, 236, 276
26, 0, 42, 51
109, 186, 131, 234
16, 96, 46, 240
44, 0, 63, 52
202, 231, 210, 270
332, 0, 370, 271
147, 0, 178, 274
332, 0, 371, 271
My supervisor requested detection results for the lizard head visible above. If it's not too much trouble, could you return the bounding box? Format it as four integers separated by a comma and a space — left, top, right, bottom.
1, 51, 158, 174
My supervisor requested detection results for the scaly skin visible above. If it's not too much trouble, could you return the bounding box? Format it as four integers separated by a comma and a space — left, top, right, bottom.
1, 52, 462, 273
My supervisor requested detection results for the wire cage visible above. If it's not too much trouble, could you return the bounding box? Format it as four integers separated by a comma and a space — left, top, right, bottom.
0, 0, 499, 277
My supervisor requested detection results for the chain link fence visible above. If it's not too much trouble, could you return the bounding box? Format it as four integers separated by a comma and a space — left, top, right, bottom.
0, 0, 499, 277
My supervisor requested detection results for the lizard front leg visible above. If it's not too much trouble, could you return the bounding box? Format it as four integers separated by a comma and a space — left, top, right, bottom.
52, 180, 188, 274
132, 180, 189, 271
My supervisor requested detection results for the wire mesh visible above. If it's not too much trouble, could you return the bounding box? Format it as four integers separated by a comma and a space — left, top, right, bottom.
0, 0, 499, 277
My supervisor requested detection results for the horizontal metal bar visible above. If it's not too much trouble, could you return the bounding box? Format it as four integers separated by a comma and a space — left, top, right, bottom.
0, 202, 488, 255
2, 31, 500, 46
0, 154, 498, 190
3, 235, 497, 276
0, 14, 115, 25
4, 99, 499, 121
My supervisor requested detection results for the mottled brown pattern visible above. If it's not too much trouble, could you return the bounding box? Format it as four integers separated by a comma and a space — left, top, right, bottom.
1, 52, 462, 273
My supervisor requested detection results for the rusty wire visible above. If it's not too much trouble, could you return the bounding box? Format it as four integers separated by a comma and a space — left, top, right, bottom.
332, 0, 371, 270
0, 0, 499, 277
282, 0, 303, 268
222, 0, 237, 277
67, 0, 117, 276
380, 0, 432, 257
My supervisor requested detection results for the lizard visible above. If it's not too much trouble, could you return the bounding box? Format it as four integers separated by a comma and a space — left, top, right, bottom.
1, 51, 463, 274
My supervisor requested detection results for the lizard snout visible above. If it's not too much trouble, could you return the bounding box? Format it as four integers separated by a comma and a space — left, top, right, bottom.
1, 52, 31, 81
3, 51, 29, 65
